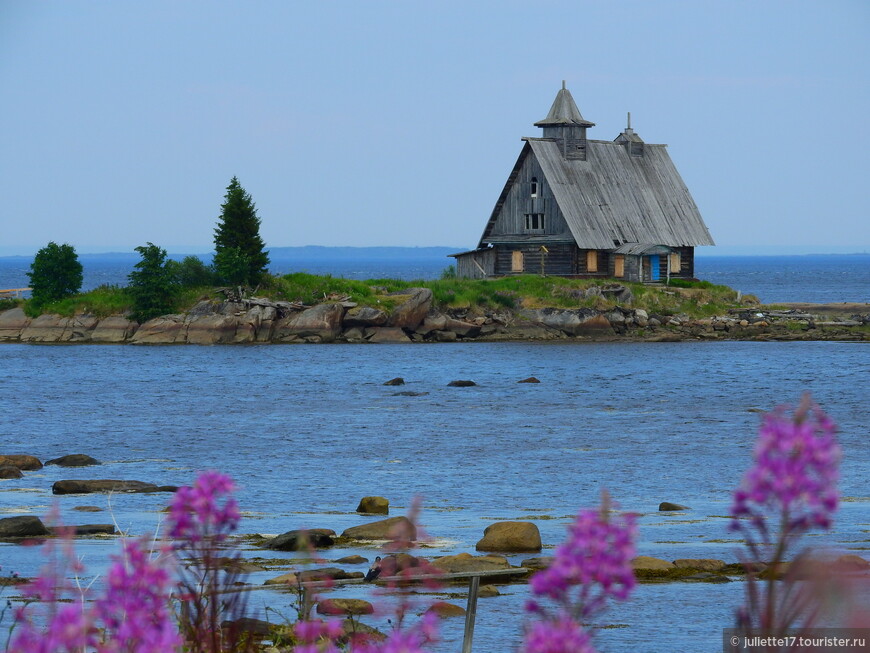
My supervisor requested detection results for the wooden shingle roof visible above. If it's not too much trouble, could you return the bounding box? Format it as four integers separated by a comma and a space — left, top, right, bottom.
512, 138, 714, 249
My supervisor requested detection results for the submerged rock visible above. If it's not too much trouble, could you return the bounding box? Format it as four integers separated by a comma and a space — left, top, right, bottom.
658, 502, 690, 511
0, 465, 23, 479
383, 377, 405, 386
317, 598, 374, 616
447, 380, 476, 387
45, 454, 100, 467
52, 480, 176, 495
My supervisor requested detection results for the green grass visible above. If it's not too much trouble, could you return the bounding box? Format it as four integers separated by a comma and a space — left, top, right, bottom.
15, 272, 749, 322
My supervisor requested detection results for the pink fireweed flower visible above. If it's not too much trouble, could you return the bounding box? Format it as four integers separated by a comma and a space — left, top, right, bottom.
527, 493, 636, 617
167, 470, 240, 543
92, 536, 182, 652
522, 615, 596, 653
730, 395, 839, 534
293, 618, 343, 653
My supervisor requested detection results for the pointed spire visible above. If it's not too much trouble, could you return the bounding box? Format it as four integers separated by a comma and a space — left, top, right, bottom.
534, 82, 595, 128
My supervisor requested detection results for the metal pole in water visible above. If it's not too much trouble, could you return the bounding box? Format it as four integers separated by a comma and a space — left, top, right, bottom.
461, 575, 481, 653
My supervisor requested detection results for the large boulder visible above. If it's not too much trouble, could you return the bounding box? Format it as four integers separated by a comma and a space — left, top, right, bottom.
0, 516, 50, 538
431, 553, 510, 575
186, 314, 239, 345
20, 314, 72, 342
131, 315, 187, 344
263, 572, 298, 586
631, 556, 674, 571
415, 312, 448, 335
275, 303, 345, 343
356, 496, 389, 515
475, 522, 541, 553
67, 315, 99, 342
673, 558, 726, 572
387, 288, 433, 330
443, 318, 481, 338
521, 308, 612, 336
0, 455, 43, 470
235, 305, 277, 343
266, 529, 336, 551
343, 306, 388, 328
425, 602, 465, 618
317, 598, 374, 616
341, 516, 416, 541
297, 567, 364, 582
52, 480, 175, 495
0, 308, 30, 341
366, 327, 412, 344
91, 316, 138, 343
45, 454, 100, 467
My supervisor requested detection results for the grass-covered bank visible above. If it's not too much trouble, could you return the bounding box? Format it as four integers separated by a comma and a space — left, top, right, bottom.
10, 273, 751, 321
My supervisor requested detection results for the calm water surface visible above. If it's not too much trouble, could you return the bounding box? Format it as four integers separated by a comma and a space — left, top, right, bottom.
1, 341, 868, 651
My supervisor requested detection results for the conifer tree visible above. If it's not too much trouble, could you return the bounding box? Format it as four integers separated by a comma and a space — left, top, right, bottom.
27, 242, 83, 308
128, 242, 177, 323
213, 177, 270, 285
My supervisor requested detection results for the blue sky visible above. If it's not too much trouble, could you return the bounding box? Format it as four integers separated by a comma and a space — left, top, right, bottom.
1, 1, 868, 255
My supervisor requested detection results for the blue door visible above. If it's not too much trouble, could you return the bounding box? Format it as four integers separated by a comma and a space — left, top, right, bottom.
649, 255, 660, 281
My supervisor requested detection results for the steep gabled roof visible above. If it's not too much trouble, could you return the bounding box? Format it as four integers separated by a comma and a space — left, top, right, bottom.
518, 138, 714, 249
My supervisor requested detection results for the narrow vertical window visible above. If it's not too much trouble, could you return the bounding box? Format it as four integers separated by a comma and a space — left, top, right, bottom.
530, 177, 538, 197
614, 255, 625, 278
586, 250, 598, 273
669, 252, 681, 273
511, 250, 524, 272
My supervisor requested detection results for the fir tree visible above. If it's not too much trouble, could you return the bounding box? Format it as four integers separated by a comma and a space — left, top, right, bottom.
128, 243, 177, 323
213, 177, 270, 285
27, 242, 83, 308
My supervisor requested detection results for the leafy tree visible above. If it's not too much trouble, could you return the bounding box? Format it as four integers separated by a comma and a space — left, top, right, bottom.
167, 255, 216, 288
27, 242, 84, 308
213, 177, 269, 285
128, 243, 177, 323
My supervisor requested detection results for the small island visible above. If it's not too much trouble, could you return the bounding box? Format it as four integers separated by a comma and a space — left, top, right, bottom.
1, 273, 867, 345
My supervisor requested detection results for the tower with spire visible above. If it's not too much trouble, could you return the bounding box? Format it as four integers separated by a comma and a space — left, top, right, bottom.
533, 80, 595, 160
450, 83, 714, 281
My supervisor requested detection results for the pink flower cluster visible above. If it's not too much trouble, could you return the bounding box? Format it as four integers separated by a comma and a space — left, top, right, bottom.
353, 612, 439, 653
522, 492, 636, 653
167, 470, 240, 543
522, 616, 595, 653
528, 498, 636, 616
9, 537, 180, 653
730, 396, 840, 533
293, 618, 344, 653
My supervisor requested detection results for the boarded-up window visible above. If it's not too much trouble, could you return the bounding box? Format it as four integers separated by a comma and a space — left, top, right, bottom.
511, 250, 524, 272
530, 177, 538, 197
586, 250, 598, 273
614, 255, 625, 278
669, 252, 681, 273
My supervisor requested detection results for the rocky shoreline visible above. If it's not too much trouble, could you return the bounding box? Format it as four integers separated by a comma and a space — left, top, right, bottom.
1, 287, 868, 345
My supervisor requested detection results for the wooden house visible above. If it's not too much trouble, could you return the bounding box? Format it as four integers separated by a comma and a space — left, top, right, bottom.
451, 83, 714, 282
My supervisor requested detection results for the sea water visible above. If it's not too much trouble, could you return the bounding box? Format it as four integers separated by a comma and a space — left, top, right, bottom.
1, 341, 868, 651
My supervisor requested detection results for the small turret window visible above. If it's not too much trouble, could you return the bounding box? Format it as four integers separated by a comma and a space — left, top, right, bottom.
530, 177, 538, 197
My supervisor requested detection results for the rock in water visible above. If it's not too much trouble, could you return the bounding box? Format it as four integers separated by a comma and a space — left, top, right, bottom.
475, 522, 541, 553
356, 496, 389, 515
658, 502, 690, 511
447, 380, 476, 387
45, 454, 100, 467
266, 529, 336, 551
383, 377, 405, 386
0, 516, 50, 538
0, 455, 43, 471
517, 377, 541, 383
341, 517, 416, 541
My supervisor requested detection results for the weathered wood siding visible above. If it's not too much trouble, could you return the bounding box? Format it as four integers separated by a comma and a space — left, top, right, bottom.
453, 249, 495, 280
487, 152, 573, 240
494, 244, 576, 276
